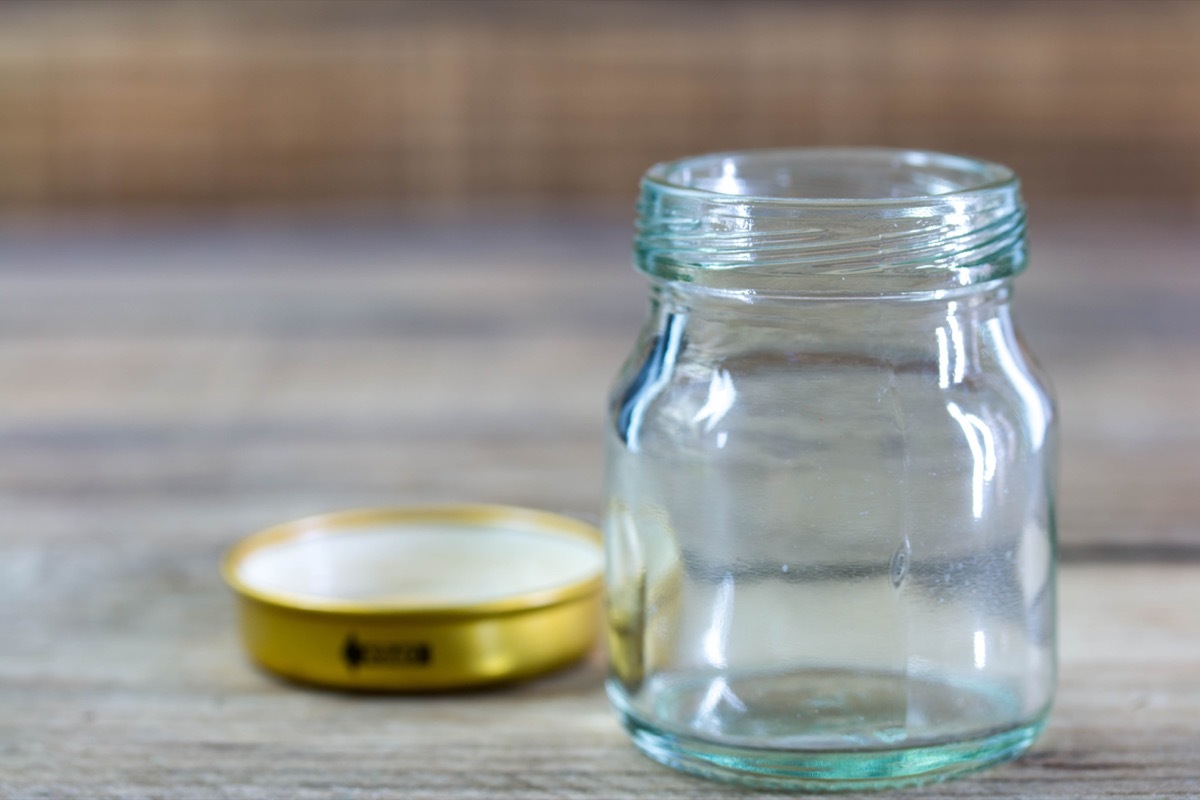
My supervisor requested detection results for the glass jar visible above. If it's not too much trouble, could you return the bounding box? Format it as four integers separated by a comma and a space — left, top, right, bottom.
604, 149, 1056, 791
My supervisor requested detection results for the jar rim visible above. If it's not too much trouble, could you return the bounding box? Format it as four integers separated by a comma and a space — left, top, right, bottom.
642, 147, 1019, 207
634, 147, 1027, 293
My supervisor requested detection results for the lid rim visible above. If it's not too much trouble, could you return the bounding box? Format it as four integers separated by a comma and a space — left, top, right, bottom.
221, 504, 604, 618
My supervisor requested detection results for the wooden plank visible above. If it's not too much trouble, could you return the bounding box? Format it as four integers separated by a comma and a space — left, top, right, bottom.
0, 213, 1195, 555
0, 216, 1197, 796
1, 1, 1200, 212
1, 562, 1196, 798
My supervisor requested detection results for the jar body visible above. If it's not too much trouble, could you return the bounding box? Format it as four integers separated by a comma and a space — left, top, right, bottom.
604, 149, 1056, 790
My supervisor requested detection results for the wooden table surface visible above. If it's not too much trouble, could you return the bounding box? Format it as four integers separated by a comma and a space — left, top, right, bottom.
1, 210, 1197, 798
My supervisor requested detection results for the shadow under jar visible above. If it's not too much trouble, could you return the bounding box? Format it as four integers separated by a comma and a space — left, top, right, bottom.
604, 148, 1056, 791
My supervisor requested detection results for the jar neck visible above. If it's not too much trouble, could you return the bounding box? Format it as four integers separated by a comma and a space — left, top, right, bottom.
651, 280, 1017, 373
635, 148, 1027, 296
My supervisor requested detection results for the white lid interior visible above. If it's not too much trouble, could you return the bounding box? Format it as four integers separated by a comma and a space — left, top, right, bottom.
236, 521, 602, 607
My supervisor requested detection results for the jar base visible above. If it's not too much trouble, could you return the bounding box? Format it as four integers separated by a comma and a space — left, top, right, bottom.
616, 706, 1046, 792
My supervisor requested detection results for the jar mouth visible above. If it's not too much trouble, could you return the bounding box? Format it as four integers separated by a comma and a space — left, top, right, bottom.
635, 148, 1026, 294
644, 148, 1018, 205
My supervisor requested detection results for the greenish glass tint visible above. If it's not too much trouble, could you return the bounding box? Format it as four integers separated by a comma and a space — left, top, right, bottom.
605, 149, 1056, 791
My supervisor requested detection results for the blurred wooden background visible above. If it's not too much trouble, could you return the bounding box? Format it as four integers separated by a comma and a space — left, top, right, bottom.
1, 0, 1199, 215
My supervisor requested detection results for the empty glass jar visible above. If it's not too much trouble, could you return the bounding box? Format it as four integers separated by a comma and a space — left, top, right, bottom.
604, 149, 1056, 790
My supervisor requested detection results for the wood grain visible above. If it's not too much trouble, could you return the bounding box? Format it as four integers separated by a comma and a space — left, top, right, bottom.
1, 1, 1200, 213
1, 211, 1198, 797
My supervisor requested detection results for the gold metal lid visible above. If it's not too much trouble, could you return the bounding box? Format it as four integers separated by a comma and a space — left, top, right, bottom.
221, 505, 603, 691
